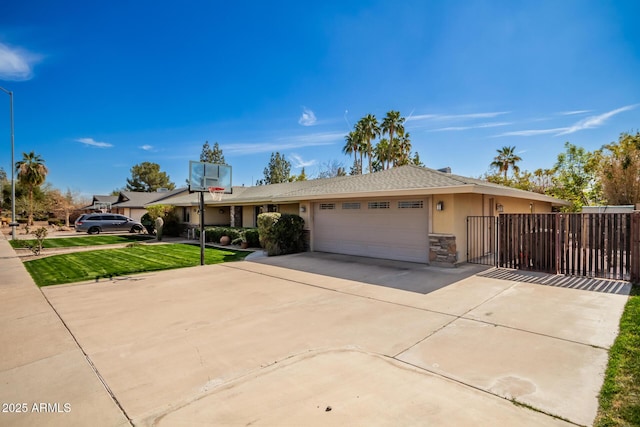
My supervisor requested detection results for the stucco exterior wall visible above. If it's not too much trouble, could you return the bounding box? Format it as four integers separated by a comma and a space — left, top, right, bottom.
432, 194, 454, 234
297, 202, 311, 230
430, 193, 554, 263
278, 203, 300, 215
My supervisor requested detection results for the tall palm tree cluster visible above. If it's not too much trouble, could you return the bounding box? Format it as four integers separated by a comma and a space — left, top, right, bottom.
342, 110, 415, 174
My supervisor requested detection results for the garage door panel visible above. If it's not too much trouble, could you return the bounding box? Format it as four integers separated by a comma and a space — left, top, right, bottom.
314, 199, 429, 263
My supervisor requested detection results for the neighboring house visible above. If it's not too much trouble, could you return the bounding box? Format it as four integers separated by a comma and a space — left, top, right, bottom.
111, 189, 186, 222
86, 189, 188, 222
151, 165, 569, 265
83, 195, 119, 212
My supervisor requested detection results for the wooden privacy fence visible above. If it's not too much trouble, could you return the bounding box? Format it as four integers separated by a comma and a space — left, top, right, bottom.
497, 212, 640, 282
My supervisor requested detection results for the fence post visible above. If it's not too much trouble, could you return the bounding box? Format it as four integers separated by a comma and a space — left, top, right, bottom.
631, 212, 640, 283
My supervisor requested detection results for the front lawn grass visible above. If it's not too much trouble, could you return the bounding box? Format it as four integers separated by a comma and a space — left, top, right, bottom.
10, 234, 154, 249
24, 244, 250, 287
594, 284, 640, 427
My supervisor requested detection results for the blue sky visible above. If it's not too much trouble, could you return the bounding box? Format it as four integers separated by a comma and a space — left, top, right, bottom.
0, 0, 639, 197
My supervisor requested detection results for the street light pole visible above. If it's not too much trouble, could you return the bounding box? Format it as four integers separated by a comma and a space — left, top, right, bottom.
0, 86, 16, 240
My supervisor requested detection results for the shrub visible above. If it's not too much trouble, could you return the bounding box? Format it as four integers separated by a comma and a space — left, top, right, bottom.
258, 213, 305, 256
142, 207, 185, 237
244, 228, 261, 248
257, 213, 281, 248
141, 213, 155, 234
162, 210, 186, 237
231, 237, 243, 246
203, 226, 242, 243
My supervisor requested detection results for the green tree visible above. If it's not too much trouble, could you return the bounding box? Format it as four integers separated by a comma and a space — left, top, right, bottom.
596, 132, 640, 205
292, 167, 308, 181
125, 162, 176, 192
550, 142, 600, 211
200, 141, 226, 164
356, 114, 380, 173
349, 158, 362, 175
490, 146, 522, 179
381, 110, 405, 169
342, 131, 362, 175
410, 152, 424, 167
374, 138, 391, 172
258, 152, 291, 185
394, 130, 412, 166
16, 151, 49, 225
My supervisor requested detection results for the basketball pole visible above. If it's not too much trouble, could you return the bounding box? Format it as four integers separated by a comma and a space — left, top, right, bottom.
200, 191, 205, 266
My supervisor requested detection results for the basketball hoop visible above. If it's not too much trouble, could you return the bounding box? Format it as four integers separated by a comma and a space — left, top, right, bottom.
208, 186, 225, 201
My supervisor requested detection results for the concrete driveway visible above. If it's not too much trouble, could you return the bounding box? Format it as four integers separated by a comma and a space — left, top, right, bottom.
33, 253, 628, 426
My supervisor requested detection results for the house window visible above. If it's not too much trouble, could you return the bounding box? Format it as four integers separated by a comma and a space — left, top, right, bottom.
319, 203, 336, 210
342, 202, 361, 210
398, 200, 424, 209
368, 201, 390, 209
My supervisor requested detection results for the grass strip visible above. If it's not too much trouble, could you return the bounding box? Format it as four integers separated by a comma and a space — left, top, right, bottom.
10, 234, 154, 249
594, 284, 640, 427
23, 244, 250, 286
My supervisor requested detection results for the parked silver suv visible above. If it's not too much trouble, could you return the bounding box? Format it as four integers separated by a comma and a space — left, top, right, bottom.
75, 214, 145, 234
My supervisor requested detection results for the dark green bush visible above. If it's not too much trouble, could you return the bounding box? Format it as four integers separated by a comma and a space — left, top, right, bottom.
244, 228, 261, 247
141, 213, 155, 234
163, 210, 187, 237
258, 213, 305, 256
203, 226, 243, 243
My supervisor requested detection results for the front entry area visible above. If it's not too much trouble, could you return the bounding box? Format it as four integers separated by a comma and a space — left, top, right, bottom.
312, 198, 429, 263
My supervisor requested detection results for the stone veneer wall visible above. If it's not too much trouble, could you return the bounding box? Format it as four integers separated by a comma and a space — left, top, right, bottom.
429, 233, 457, 267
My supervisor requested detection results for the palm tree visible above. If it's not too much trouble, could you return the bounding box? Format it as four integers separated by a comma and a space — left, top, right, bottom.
16, 151, 48, 225
491, 146, 522, 179
343, 131, 361, 174
381, 110, 405, 170
375, 138, 390, 171
357, 114, 380, 173
395, 130, 412, 166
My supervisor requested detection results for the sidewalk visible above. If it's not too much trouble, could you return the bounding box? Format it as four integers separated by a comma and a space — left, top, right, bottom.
0, 233, 130, 427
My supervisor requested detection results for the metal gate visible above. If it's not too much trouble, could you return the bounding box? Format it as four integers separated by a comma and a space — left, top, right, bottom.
467, 216, 498, 266
467, 212, 640, 282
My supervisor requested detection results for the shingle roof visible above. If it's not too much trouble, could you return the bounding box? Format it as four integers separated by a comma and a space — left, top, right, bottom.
114, 188, 187, 208
151, 165, 569, 206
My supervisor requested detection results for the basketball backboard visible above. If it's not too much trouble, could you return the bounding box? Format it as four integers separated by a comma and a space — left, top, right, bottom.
188, 161, 232, 193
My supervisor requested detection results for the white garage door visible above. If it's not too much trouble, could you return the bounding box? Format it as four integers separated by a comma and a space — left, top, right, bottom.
313, 198, 429, 263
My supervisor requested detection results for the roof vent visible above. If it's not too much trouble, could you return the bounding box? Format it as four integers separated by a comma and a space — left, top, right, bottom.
437, 167, 452, 174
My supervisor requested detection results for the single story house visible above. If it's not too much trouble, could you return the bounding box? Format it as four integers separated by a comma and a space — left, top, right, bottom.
86, 189, 187, 222
152, 165, 569, 266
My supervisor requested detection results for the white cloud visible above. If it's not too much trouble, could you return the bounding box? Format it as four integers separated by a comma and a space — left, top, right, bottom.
429, 122, 512, 132
558, 110, 591, 116
289, 153, 317, 168
298, 107, 317, 126
495, 104, 637, 137
76, 137, 113, 148
556, 104, 638, 135
407, 111, 510, 122
495, 128, 568, 137
0, 42, 41, 81
225, 131, 343, 155
140, 144, 153, 151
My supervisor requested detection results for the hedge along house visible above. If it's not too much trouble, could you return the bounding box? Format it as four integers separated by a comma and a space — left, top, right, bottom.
153, 165, 568, 266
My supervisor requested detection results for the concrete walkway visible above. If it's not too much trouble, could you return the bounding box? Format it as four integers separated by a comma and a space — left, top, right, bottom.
0, 233, 130, 427
0, 234, 630, 426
